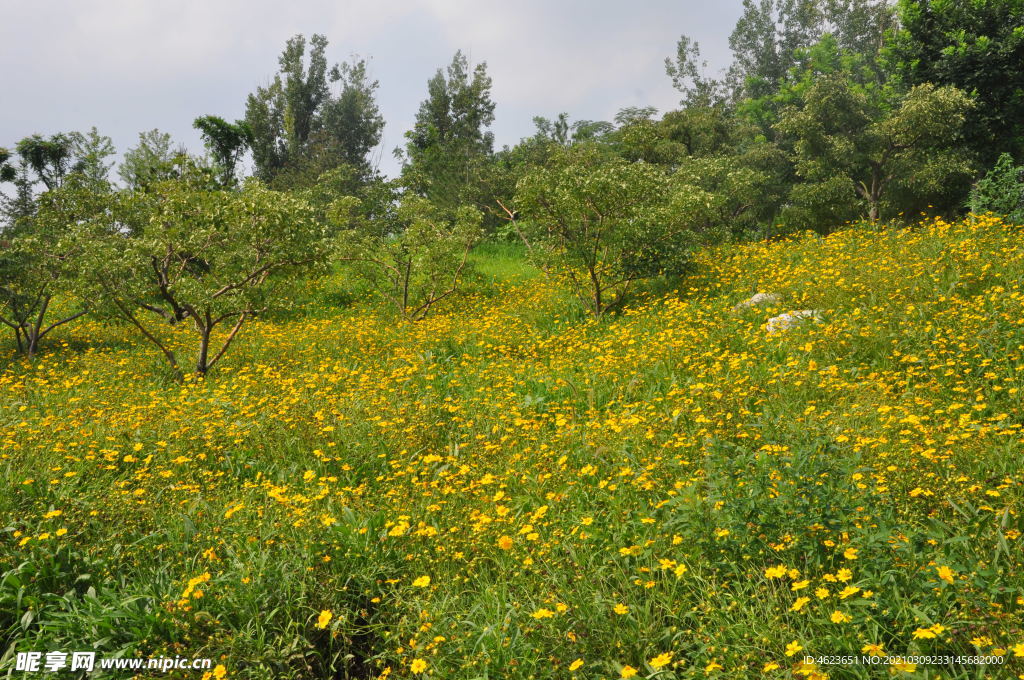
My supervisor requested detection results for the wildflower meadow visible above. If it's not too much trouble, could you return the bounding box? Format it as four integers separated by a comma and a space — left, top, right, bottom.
3, 216, 1022, 678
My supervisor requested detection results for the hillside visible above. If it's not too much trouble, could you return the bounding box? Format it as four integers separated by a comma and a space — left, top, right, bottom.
2, 216, 1023, 678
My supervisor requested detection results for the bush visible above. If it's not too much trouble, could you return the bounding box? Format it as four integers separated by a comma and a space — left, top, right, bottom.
968, 153, 1024, 224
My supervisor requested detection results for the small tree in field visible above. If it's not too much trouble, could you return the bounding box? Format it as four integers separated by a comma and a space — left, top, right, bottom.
335, 195, 481, 321
0, 177, 100, 356
74, 171, 329, 376
514, 144, 709, 316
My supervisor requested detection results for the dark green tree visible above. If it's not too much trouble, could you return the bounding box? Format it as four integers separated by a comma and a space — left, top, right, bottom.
15, 133, 75, 190
322, 58, 385, 178
245, 37, 384, 186
245, 34, 331, 181
400, 50, 496, 212
193, 116, 252, 187
887, 0, 1024, 165
0, 148, 14, 184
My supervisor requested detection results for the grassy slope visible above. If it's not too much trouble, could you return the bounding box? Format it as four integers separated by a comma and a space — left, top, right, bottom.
1, 216, 1023, 679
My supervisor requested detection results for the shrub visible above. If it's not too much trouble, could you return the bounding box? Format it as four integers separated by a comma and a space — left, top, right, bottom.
968, 152, 1024, 224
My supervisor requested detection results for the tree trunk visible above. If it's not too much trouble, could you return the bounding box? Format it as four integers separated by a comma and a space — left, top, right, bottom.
196, 325, 211, 375
589, 265, 603, 317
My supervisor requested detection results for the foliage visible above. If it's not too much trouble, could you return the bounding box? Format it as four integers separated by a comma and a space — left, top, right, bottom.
118, 129, 185, 190
887, 0, 1024, 165
726, 0, 894, 100
321, 58, 385, 178
71, 171, 330, 376
968, 152, 1024, 224
0, 177, 100, 355
13, 134, 76, 191
193, 116, 252, 187
336, 195, 481, 321
400, 50, 496, 213
245, 34, 330, 181
514, 144, 705, 316
67, 128, 116, 187
776, 77, 974, 225
244, 36, 383, 184
665, 36, 730, 106
0, 147, 15, 184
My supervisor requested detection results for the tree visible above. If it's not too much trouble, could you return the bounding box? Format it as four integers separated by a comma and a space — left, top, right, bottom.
68, 127, 116, 186
193, 116, 251, 187
514, 145, 709, 316
245, 34, 327, 180
322, 58, 385, 178
776, 76, 974, 225
14, 134, 75, 191
73, 170, 330, 376
1, 148, 18, 184
0, 148, 32, 227
245, 37, 384, 185
665, 36, 729, 106
400, 50, 496, 212
335, 195, 481, 321
119, 129, 185, 189
1, 157, 36, 226
887, 0, 1024, 165
724, 0, 893, 100
0, 176, 99, 355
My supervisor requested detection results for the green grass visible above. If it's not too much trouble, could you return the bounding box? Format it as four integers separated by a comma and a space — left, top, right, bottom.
1, 215, 1023, 679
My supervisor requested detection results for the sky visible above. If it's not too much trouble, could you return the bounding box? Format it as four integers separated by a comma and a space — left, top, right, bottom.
0, 1, 743, 179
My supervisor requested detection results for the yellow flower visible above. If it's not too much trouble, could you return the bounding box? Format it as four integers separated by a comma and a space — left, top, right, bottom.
862, 643, 884, 655
497, 535, 513, 550
674, 563, 688, 578
315, 610, 332, 629
764, 565, 788, 578
705, 659, 723, 672
791, 596, 810, 612
763, 661, 780, 671
838, 585, 860, 599
620, 666, 638, 678
1012, 643, 1024, 657
791, 580, 810, 591
830, 610, 852, 623
413, 575, 431, 588
531, 608, 555, 619
936, 565, 955, 584
613, 603, 629, 615
785, 640, 803, 657
410, 658, 427, 673
815, 587, 830, 599
649, 652, 673, 668
212, 665, 227, 679
911, 623, 945, 639
836, 568, 853, 582
843, 547, 858, 560
569, 658, 584, 671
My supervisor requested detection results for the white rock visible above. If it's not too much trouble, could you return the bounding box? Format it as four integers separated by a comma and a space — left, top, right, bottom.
733, 292, 781, 311
765, 309, 822, 334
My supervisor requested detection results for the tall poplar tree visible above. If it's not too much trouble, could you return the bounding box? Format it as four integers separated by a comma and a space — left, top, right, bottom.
400, 50, 495, 212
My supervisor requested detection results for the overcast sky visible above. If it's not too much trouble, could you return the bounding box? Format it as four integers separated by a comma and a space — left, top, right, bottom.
0, 1, 743, 179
